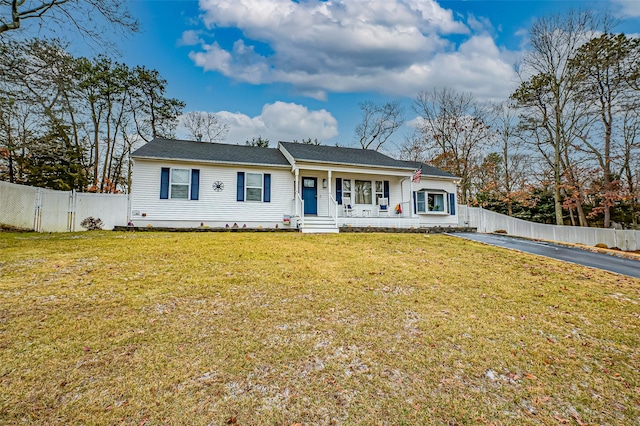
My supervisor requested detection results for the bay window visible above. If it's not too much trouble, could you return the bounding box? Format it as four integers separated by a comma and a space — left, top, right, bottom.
415, 190, 446, 213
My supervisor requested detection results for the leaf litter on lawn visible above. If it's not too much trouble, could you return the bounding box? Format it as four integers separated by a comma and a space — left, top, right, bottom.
0, 231, 638, 424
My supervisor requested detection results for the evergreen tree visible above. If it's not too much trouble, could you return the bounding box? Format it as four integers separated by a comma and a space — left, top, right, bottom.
22, 122, 88, 191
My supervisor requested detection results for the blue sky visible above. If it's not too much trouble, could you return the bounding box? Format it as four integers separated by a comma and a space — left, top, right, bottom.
79, 0, 640, 152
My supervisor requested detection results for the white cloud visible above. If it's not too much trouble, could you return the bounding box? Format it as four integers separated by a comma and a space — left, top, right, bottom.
610, 0, 640, 18
182, 102, 339, 145
178, 30, 204, 46
187, 0, 523, 101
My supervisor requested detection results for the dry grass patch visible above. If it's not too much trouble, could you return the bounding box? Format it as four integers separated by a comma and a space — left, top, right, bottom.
0, 231, 639, 424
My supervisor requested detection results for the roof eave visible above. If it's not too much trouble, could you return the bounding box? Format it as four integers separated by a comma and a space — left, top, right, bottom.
294, 158, 414, 171
131, 155, 291, 168
420, 174, 460, 181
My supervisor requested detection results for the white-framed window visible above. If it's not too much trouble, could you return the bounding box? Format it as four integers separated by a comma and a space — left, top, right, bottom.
416, 191, 446, 213
246, 172, 263, 201
375, 180, 384, 204
170, 168, 190, 199
342, 179, 352, 201
355, 180, 372, 204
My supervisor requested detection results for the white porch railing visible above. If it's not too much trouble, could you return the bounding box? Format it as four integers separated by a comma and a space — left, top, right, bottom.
294, 193, 304, 228
328, 194, 338, 226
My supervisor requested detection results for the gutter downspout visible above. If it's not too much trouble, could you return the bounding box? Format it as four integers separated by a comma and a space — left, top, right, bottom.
400, 176, 411, 218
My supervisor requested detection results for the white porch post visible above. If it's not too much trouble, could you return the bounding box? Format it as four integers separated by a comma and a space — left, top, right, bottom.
294, 168, 300, 216
409, 178, 414, 218
327, 170, 332, 215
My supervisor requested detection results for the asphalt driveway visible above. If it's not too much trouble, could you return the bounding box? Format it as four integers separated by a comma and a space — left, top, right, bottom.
450, 233, 640, 279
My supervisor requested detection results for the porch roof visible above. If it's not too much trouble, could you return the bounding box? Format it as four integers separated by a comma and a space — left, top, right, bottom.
279, 141, 414, 170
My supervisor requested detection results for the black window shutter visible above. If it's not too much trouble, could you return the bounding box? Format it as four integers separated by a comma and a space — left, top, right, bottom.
237, 172, 245, 202
336, 177, 342, 204
263, 173, 271, 202
160, 168, 170, 199
449, 193, 456, 215
413, 191, 417, 214
190, 169, 200, 200
383, 180, 390, 200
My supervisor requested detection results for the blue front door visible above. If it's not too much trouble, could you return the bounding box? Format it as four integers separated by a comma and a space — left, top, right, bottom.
302, 177, 317, 215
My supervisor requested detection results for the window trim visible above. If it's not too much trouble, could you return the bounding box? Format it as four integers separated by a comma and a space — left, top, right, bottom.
245, 172, 264, 202
416, 190, 447, 214
170, 168, 191, 200
374, 180, 384, 204
338, 178, 389, 205
354, 179, 372, 204
342, 178, 352, 203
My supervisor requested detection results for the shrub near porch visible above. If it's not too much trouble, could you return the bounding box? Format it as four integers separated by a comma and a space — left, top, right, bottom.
0, 232, 638, 424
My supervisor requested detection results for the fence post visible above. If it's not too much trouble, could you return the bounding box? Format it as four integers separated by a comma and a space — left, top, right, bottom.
67, 190, 74, 232
127, 191, 132, 224
34, 188, 42, 232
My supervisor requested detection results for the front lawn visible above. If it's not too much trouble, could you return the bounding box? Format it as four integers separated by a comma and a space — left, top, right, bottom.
0, 232, 638, 424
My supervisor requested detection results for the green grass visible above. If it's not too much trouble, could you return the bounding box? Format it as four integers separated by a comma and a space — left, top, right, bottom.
0, 231, 638, 425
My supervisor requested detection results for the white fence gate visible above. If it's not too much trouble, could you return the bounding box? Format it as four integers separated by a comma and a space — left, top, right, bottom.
458, 205, 640, 252
0, 181, 128, 232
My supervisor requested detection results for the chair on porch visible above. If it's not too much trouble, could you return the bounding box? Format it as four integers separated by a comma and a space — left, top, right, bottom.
343, 196, 354, 217
377, 197, 390, 217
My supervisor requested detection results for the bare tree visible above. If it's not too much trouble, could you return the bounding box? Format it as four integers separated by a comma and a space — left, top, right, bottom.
491, 102, 530, 216
354, 100, 404, 151
181, 111, 229, 143
413, 88, 492, 204
621, 108, 640, 228
398, 131, 428, 162
568, 32, 640, 227
511, 10, 600, 225
0, 0, 138, 42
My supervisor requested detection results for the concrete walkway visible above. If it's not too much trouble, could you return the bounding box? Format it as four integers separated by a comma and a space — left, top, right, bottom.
450, 233, 640, 279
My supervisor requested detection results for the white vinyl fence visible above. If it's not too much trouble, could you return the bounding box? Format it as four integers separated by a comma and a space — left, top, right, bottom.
0, 181, 128, 232
458, 205, 639, 252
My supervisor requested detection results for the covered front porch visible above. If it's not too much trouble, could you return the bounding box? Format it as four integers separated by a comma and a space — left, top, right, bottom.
290, 167, 419, 232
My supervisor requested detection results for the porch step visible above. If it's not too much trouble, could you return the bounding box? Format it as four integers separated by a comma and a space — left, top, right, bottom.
300, 217, 339, 234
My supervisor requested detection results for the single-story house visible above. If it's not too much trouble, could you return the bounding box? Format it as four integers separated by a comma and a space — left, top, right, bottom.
130, 138, 460, 233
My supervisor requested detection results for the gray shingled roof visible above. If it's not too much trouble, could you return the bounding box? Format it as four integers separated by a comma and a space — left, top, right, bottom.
132, 138, 291, 167
405, 161, 459, 179
279, 141, 414, 170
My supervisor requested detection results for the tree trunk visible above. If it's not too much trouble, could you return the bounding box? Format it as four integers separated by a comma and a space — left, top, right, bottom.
568, 207, 576, 226
576, 201, 588, 227
553, 144, 564, 225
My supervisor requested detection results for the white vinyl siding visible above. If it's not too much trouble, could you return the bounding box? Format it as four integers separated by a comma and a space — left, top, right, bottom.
131, 160, 292, 225
410, 178, 459, 227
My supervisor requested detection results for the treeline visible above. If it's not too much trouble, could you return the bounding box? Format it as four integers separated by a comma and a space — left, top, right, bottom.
0, 39, 184, 193
401, 11, 640, 229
